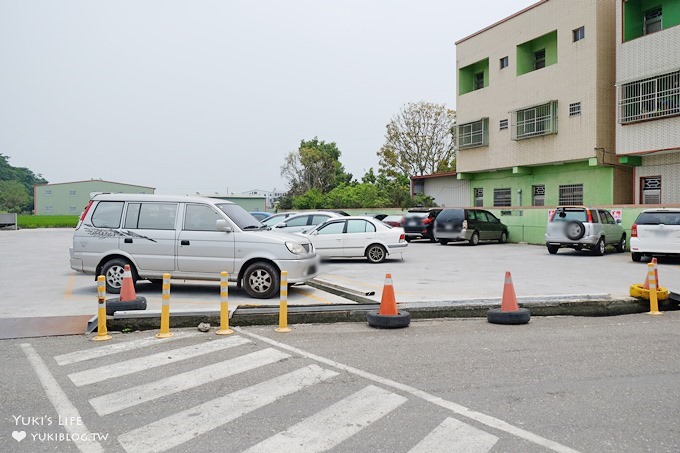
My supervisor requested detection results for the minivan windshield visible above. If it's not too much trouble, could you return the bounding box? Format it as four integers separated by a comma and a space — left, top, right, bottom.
437, 209, 464, 222
217, 204, 264, 230
636, 211, 680, 225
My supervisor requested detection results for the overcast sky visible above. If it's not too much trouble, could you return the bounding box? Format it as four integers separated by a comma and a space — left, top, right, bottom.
0, 0, 535, 195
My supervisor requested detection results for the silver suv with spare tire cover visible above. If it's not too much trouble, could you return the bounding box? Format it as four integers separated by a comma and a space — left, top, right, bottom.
545, 206, 626, 256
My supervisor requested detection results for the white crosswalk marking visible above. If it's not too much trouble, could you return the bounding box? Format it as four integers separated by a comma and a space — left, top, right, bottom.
117, 364, 338, 453
408, 417, 499, 453
68, 336, 250, 386
90, 348, 290, 416
244, 385, 407, 453
54, 331, 203, 366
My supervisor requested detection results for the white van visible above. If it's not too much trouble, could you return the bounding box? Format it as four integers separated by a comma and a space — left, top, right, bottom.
69, 194, 320, 298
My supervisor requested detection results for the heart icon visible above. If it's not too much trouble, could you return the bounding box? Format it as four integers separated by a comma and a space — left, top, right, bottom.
12, 431, 26, 442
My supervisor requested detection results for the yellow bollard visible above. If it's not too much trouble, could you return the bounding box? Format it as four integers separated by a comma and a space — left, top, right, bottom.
93, 276, 112, 341
156, 273, 174, 338
646, 262, 663, 316
216, 271, 234, 335
275, 270, 291, 333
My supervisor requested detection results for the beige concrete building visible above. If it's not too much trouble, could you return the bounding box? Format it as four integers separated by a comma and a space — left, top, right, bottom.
615, 0, 680, 204
454, 0, 632, 207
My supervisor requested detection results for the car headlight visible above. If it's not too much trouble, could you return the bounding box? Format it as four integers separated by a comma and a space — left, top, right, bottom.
285, 241, 306, 255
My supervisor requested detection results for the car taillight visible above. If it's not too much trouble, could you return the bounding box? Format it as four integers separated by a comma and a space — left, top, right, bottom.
631, 223, 638, 237
399, 233, 405, 242
462, 220, 468, 229
586, 210, 593, 223
80, 200, 94, 222
423, 217, 432, 225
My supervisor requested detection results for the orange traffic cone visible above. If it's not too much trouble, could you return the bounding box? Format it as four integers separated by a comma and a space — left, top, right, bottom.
642, 258, 659, 290
378, 273, 399, 316
120, 265, 137, 302
500, 271, 519, 312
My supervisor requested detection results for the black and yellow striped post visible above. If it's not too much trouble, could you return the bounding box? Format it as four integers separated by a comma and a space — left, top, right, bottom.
93, 276, 112, 341
275, 270, 291, 333
216, 271, 234, 335
156, 273, 174, 338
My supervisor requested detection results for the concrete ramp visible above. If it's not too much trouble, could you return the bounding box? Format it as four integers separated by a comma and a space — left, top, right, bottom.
0, 315, 93, 339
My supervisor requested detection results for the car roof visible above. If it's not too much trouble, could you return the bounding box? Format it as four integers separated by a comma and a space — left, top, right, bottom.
91, 193, 234, 205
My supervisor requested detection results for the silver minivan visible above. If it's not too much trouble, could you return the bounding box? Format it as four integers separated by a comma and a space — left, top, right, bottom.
70, 194, 320, 298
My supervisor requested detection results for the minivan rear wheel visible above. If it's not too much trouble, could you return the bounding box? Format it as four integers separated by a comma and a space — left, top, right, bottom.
102, 258, 135, 294
243, 262, 279, 299
499, 231, 508, 244
616, 234, 627, 253
469, 232, 480, 246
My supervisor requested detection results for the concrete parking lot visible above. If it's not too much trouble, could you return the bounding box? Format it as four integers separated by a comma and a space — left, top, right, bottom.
2, 229, 679, 322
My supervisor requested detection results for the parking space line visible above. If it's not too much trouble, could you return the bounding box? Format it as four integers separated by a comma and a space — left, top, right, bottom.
236, 328, 581, 453
21, 344, 104, 453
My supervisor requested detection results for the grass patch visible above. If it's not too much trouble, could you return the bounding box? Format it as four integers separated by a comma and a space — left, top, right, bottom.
18, 215, 78, 228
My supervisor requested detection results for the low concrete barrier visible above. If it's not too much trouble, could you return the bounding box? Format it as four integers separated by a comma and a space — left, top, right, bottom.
0, 213, 17, 230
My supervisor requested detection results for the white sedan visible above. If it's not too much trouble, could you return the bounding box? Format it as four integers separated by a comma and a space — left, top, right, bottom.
300, 216, 407, 263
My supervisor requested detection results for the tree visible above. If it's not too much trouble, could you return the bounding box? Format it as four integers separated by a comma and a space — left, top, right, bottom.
377, 102, 456, 178
0, 154, 47, 212
0, 180, 30, 213
281, 138, 352, 196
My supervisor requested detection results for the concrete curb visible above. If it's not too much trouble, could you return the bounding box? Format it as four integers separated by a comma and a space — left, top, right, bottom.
106, 292, 679, 332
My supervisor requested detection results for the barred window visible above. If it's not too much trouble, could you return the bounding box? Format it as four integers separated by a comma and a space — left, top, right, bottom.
511, 101, 558, 140
619, 70, 680, 124
532, 185, 545, 206
499, 119, 508, 130
644, 7, 662, 35
641, 176, 661, 204
558, 184, 583, 205
493, 188, 511, 207
474, 188, 484, 207
569, 102, 581, 116
458, 118, 489, 149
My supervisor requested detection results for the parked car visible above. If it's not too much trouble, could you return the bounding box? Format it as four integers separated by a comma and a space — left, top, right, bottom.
381, 214, 404, 228
249, 211, 271, 222
301, 216, 407, 263
261, 212, 298, 227
433, 208, 508, 245
544, 206, 626, 256
69, 194, 319, 298
401, 208, 442, 242
273, 211, 344, 233
630, 208, 680, 262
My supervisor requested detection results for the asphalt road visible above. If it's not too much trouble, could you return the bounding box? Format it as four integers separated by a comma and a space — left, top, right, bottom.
2, 313, 678, 452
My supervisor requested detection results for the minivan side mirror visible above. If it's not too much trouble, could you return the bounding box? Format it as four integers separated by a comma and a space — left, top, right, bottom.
216, 219, 232, 233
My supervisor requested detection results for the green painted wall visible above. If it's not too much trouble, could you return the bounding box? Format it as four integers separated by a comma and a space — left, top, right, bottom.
35, 181, 154, 215
468, 162, 614, 208
624, 0, 680, 41
459, 58, 489, 95
516, 30, 557, 76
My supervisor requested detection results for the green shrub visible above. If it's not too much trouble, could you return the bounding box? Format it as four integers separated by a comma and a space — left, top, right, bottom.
18, 215, 78, 228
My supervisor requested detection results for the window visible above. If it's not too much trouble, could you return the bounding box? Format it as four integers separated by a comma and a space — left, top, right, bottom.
511, 101, 558, 140
458, 118, 489, 149
644, 7, 662, 35
45, 190, 52, 196
474, 72, 484, 90
641, 176, 661, 204
183, 204, 221, 231
286, 215, 310, 227
572, 26, 585, 42
569, 102, 581, 116
311, 215, 331, 225
91, 201, 124, 228
347, 219, 375, 233
126, 203, 177, 230
69, 190, 77, 196
534, 49, 546, 70
493, 188, 512, 207
500, 56, 508, 69
317, 221, 345, 235
499, 119, 508, 130
532, 185, 545, 206
558, 184, 583, 205
474, 188, 484, 207
599, 210, 617, 225
619, 70, 680, 123
69, 206, 78, 213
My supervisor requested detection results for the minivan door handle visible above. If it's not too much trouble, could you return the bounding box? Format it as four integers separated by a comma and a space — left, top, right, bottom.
124, 238, 133, 244
181, 240, 190, 246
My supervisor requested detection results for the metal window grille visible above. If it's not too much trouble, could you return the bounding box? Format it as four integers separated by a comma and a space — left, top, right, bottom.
644, 7, 662, 35
532, 185, 545, 206
572, 26, 585, 42
499, 119, 508, 130
511, 101, 558, 140
641, 176, 661, 204
619, 70, 680, 123
458, 118, 488, 149
534, 49, 546, 70
500, 56, 508, 69
474, 72, 484, 90
569, 102, 581, 116
558, 184, 583, 205
493, 188, 511, 207
474, 188, 484, 207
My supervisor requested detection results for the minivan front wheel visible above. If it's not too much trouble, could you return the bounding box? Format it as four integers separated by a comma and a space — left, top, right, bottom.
469, 232, 480, 246
243, 262, 279, 299
102, 258, 135, 294
592, 238, 605, 256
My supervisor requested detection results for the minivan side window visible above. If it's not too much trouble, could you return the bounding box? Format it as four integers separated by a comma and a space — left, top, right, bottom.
131, 203, 177, 230
91, 201, 124, 228
184, 204, 221, 231
286, 216, 310, 227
